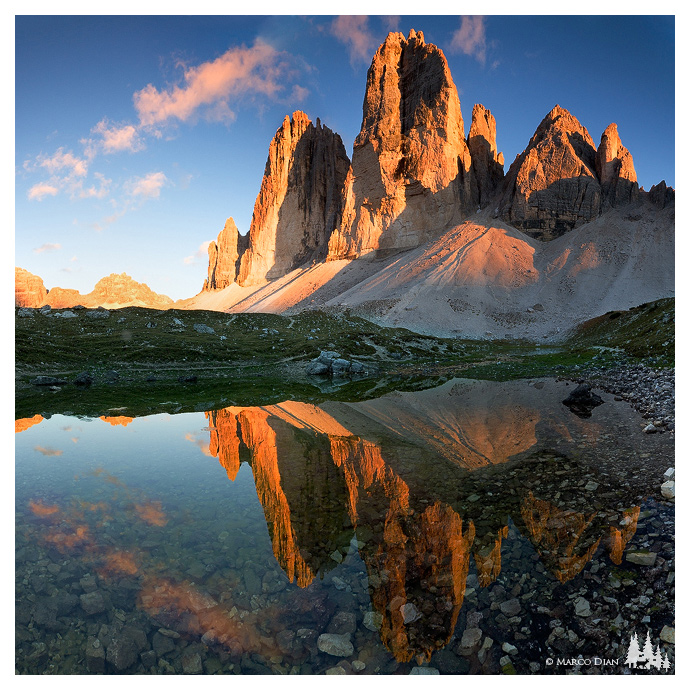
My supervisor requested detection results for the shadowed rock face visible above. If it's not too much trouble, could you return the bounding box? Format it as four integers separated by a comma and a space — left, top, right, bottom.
498, 105, 602, 240
327, 30, 476, 260
595, 123, 639, 208
468, 104, 505, 209
15, 267, 48, 307
236, 111, 350, 287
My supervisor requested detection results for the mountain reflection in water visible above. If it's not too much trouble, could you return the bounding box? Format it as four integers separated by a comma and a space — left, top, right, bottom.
15, 379, 673, 673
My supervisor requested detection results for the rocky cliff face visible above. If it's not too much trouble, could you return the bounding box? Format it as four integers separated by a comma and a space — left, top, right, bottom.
204, 218, 248, 291
327, 30, 476, 260
595, 123, 639, 207
235, 111, 350, 287
468, 104, 504, 209
497, 105, 602, 240
15, 267, 48, 307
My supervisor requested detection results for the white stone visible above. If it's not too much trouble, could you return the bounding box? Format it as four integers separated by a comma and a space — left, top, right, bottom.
661, 480, 675, 499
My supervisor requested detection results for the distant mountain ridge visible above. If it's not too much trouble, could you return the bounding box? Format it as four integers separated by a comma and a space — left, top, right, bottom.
14, 269, 174, 310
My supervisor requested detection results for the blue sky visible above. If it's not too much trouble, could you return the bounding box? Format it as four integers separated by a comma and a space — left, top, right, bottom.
15, 12, 675, 301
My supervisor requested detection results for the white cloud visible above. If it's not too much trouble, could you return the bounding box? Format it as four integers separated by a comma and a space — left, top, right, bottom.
27, 182, 59, 201
126, 172, 168, 199
33, 243, 61, 254
450, 16, 487, 65
330, 16, 376, 67
133, 40, 299, 127
183, 240, 212, 265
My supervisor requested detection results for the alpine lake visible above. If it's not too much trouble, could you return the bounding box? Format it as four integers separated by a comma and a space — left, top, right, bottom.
15, 377, 675, 675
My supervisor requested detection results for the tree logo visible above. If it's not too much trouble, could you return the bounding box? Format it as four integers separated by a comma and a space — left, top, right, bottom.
624, 631, 671, 671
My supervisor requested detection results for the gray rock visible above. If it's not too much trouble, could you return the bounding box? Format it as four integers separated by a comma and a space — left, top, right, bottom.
661, 480, 675, 499
57, 310, 78, 318
500, 598, 522, 617
317, 633, 354, 657
306, 361, 330, 376
331, 358, 352, 376
460, 627, 482, 651
626, 551, 657, 566
363, 610, 383, 631
182, 652, 203, 674
106, 629, 140, 671
409, 667, 439, 674
327, 611, 357, 635
400, 602, 422, 624
660, 625, 675, 644
152, 632, 175, 656
86, 309, 110, 319
350, 361, 365, 374
17, 308, 34, 318
502, 642, 518, 655
574, 597, 591, 617
85, 636, 105, 673
352, 660, 366, 671
193, 323, 215, 334
140, 649, 156, 669
74, 371, 94, 386
643, 423, 657, 434
31, 376, 68, 386
326, 666, 347, 675
80, 591, 106, 615
664, 467, 675, 480
39, 305, 52, 314
317, 350, 341, 364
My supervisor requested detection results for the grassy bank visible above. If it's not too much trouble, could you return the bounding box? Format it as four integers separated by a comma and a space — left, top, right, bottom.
15, 299, 673, 418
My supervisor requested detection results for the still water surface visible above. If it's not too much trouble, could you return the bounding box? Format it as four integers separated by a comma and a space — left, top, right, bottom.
15, 379, 674, 674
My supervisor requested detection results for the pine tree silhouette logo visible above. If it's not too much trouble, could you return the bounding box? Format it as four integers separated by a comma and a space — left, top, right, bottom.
624, 631, 671, 671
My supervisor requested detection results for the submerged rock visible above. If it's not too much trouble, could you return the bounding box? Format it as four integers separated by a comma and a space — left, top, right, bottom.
317, 633, 354, 657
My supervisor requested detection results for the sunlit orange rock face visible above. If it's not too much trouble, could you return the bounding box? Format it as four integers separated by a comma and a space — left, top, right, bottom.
498, 106, 602, 240
519, 492, 642, 582
327, 30, 477, 260
235, 111, 350, 286
40, 272, 174, 309
206, 408, 242, 481
15, 267, 48, 307
606, 506, 641, 565
329, 436, 476, 662
595, 123, 639, 207
100, 415, 135, 427
15, 415, 44, 433
204, 218, 249, 291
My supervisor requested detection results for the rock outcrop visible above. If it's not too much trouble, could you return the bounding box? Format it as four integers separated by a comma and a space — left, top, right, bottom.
327, 30, 476, 260
16, 270, 174, 310
647, 180, 675, 209
595, 123, 639, 207
204, 218, 248, 291
468, 104, 504, 208
15, 267, 48, 307
235, 111, 350, 287
498, 105, 602, 240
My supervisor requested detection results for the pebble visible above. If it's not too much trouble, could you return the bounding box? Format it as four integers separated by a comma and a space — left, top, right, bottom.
363, 611, 382, 631
460, 627, 482, 651
409, 667, 439, 674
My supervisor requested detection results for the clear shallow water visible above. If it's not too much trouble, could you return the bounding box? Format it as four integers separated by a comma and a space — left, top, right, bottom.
15, 379, 675, 674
